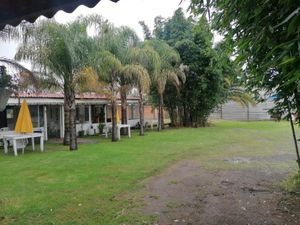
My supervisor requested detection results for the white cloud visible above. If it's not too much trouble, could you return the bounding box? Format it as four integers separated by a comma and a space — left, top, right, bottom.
54, 0, 190, 39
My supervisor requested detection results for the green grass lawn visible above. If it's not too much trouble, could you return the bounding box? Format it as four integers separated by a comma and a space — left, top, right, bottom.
0, 121, 298, 224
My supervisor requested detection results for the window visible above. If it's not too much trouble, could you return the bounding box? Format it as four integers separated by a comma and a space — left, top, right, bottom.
106, 105, 112, 122
76, 105, 90, 123
84, 106, 89, 122
29, 105, 39, 127
131, 104, 139, 119
91, 105, 105, 123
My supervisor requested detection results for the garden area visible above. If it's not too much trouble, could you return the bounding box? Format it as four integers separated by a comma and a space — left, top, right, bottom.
0, 121, 299, 224
1, 1, 300, 224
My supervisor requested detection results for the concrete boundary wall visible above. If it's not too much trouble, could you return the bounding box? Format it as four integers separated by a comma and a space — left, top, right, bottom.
210, 101, 275, 121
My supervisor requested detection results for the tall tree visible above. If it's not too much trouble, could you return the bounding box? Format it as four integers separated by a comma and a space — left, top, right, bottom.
145, 39, 186, 130
90, 16, 141, 134
175, 18, 224, 127
96, 51, 122, 141
127, 46, 158, 135
139, 21, 152, 40
114, 27, 140, 129
5, 19, 96, 150
154, 8, 194, 47
122, 64, 151, 136
149, 8, 227, 127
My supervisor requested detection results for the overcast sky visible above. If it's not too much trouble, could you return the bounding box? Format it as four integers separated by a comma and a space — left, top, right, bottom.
0, 0, 190, 65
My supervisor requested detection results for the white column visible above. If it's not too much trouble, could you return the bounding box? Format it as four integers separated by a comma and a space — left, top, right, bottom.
43, 106, 48, 141
104, 105, 107, 124
37, 106, 40, 127
88, 105, 92, 124
60, 105, 64, 139
126, 104, 129, 124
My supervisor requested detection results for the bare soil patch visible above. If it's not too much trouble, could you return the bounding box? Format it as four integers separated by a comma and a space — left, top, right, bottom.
141, 158, 299, 225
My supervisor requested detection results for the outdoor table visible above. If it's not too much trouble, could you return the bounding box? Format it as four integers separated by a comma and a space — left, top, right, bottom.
3, 133, 44, 156
105, 124, 131, 140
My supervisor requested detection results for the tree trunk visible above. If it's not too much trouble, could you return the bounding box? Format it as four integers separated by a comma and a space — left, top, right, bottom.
63, 99, 70, 145
158, 93, 164, 131
120, 90, 128, 135
178, 105, 184, 127
139, 93, 145, 136
183, 103, 189, 127
161, 95, 165, 130
158, 105, 161, 131
294, 89, 300, 124
111, 98, 118, 142
167, 106, 175, 127
68, 88, 77, 150
288, 102, 300, 169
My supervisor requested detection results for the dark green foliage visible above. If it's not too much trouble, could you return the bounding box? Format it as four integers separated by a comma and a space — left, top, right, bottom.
152, 9, 224, 127
154, 8, 194, 47
0, 66, 13, 89
189, 0, 300, 120
177, 24, 223, 126
139, 21, 152, 40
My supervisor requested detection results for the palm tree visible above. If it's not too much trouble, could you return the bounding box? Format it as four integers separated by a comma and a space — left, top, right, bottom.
144, 40, 186, 131
4, 19, 96, 150
156, 68, 186, 130
112, 27, 139, 129
122, 65, 150, 136
96, 51, 122, 141
88, 17, 142, 137
127, 46, 160, 135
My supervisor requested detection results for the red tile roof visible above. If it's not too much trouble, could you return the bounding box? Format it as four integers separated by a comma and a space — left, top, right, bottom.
12, 92, 139, 100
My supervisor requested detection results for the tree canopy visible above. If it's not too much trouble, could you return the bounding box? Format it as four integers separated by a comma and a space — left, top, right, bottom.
189, 0, 300, 119
142, 8, 226, 127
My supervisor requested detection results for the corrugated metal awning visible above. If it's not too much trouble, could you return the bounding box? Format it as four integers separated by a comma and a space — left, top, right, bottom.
0, 0, 120, 30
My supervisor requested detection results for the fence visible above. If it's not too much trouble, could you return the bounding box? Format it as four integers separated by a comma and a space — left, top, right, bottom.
210, 101, 275, 121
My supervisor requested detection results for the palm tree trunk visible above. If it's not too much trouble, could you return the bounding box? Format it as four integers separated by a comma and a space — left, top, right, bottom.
111, 97, 118, 142
158, 93, 164, 131
63, 98, 70, 145
161, 95, 165, 130
157, 104, 161, 131
139, 93, 145, 136
120, 90, 128, 135
63, 87, 70, 145
68, 88, 77, 150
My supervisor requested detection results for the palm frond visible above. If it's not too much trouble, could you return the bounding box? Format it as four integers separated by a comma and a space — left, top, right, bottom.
75, 67, 108, 95
122, 64, 151, 94
227, 86, 256, 107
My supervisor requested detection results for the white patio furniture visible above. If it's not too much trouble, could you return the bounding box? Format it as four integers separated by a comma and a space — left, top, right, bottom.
0, 127, 9, 132
104, 124, 131, 140
0, 130, 15, 144
2, 133, 44, 156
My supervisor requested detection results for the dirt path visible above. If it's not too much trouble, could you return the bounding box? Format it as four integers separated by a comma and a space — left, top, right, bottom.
141, 157, 299, 225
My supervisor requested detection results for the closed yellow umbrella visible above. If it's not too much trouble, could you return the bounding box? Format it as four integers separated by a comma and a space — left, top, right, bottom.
15, 100, 33, 133
116, 109, 120, 124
